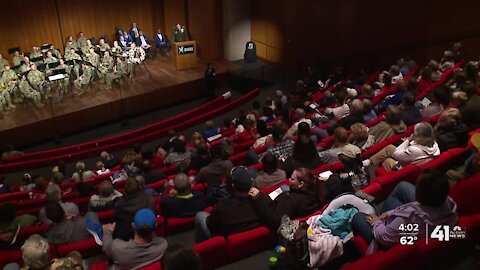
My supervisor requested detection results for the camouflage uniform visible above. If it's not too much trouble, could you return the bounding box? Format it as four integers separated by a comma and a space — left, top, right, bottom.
98, 43, 111, 54
50, 48, 62, 60
77, 36, 88, 49
74, 65, 93, 95
106, 60, 127, 89
65, 50, 82, 78
98, 55, 114, 82
18, 77, 43, 107
65, 40, 78, 52
30, 49, 43, 65
12, 54, 23, 67
0, 58, 9, 73
86, 52, 100, 68
1, 69, 20, 104
27, 69, 50, 98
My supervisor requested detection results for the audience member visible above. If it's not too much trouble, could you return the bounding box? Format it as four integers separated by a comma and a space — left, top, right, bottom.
160, 173, 206, 218
39, 184, 80, 224
351, 169, 458, 254
103, 208, 168, 270
72, 161, 95, 182
189, 142, 212, 171
318, 127, 352, 165
113, 177, 155, 241
250, 167, 319, 230
281, 135, 322, 177
0, 204, 37, 247
420, 87, 450, 118
163, 243, 202, 270
195, 166, 262, 242
428, 60, 442, 82
328, 99, 365, 133
201, 120, 219, 139
401, 93, 422, 126
349, 123, 375, 150
141, 159, 166, 184
165, 139, 191, 167
446, 133, 480, 182
434, 108, 469, 152
459, 84, 480, 130
195, 144, 233, 193
89, 181, 122, 212
364, 122, 440, 172
368, 105, 407, 143
52, 172, 66, 187
19, 173, 36, 192
362, 99, 377, 122
253, 153, 287, 189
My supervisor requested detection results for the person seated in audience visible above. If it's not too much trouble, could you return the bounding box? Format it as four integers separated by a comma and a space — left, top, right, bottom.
362, 99, 377, 122
51, 172, 67, 187
465, 62, 478, 84
39, 184, 79, 224
328, 99, 365, 133
113, 177, 155, 241
420, 87, 451, 118
358, 84, 374, 101
400, 93, 422, 126
351, 169, 458, 255
368, 105, 407, 143
160, 173, 206, 218
250, 167, 320, 230
141, 159, 166, 184
136, 175, 159, 198
31, 176, 50, 199
434, 108, 469, 152
194, 166, 262, 243
253, 153, 287, 189
259, 106, 276, 123
459, 84, 480, 130
103, 208, 168, 270
189, 142, 212, 171
324, 94, 350, 119
95, 161, 111, 175
389, 65, 403, 84
446, 133, 480, 182
0, 203, 37, 247
100, 150, 118, 169
19, 173, 36, 191
201, 120, 220, 139
187, 131, 204, 150
165, 139, 191, 167
232, 118, 258, 142
397, 57, 415, 76
152, 145, 166, 169
89, 181, 123, 212
363, 122, 440, 172
289, 108, 312, 133
71, 161, 95, 182
451, 90, 468, 109
377, 80, 407, 113
428, 60, 442, 82
45, 202, 98, 244
416, 66, 433, 93
281, 135, 322, 177
440, 50, 455, 72
349, 123, 375, 150
446, 70, 467, 90
318, 127, 353, 165
163, 243, 202, 270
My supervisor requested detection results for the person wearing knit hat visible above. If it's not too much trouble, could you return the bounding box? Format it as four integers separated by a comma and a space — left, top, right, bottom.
194, 166, 262, 243
102, 208, 168, 270
446, 133, 480, 183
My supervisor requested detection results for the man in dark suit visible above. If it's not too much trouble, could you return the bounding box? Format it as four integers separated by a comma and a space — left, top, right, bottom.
154, 29, 171, 56
130, 22, 141, 46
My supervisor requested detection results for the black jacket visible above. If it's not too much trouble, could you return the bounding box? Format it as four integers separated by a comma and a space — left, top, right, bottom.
160, 191, 206, 218
436, 123, 470, 152
328, 110, 365, 134
252, 188, 320, 230
402, 106, 422, 126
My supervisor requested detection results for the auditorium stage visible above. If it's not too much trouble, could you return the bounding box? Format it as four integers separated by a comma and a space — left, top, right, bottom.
0, 56, 238, 148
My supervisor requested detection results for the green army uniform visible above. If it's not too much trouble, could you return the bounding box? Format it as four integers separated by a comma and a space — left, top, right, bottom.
111, 46, 124, 57
81, 45, 93, 57
86, 52, 100, 67
18, 63, 30, 74
65, 41, 78, 52
106, 60, 127, 89
1, 69, 18, 93
50, 48, 62, 60
54, 63, 71, 95
77, 37, 88, 49
74, 65, 93, 95
44, 56, 58, 75
18, 77, 43, 107
27, 69, 50, 98
65, 51, 82, 78
0, 79, 15, 112
0, 58, 9, 73
98, 43, 111, 54
12, 54, 23, 67
173, 27, 189, 42
30, 50, 43, 65
98, 55, 114, 82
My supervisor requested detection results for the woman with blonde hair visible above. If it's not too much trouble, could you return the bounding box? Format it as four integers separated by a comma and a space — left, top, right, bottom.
350, 123, 375, 150
72, 161, 95, 182
434, 108, 469, 152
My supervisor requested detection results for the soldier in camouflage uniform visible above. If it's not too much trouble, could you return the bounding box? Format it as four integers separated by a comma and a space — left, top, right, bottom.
49, 45, 62, 60
55, 59, 71, 96
27, 64, 50, 98
12, 51, 24, 67
74, 62, 93, 95
81, 39, 94, 56
0, 54, 9, 73
18, 75, 43, 107
97, 39, 111, 55
1, 65, 18, 105
18, 56, 31, 74
77, 32, 88, 49
30, 47, 43, 65
44, 51, 58, 65
0, 77, 16, 114
98, 51, 114, 83
65, 35, 78, 52
111, 41, 124, 57
86, 47, 100, 68
106, 57, 127, 90
65, 48, 82, 78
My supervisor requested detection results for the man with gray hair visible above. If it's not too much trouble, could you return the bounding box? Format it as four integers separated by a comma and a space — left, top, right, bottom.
2, 234, 51, 270
160, 173, 206, 218
38, 184, 79, 224
327, 98, 365, 134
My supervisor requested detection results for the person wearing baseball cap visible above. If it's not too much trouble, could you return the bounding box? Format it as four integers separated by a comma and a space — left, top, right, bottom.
194, 166, 262, 243
102, 208, 168, 270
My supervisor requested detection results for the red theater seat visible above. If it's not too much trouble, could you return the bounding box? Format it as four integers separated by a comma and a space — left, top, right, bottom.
192, 236, 228, 270
56, 238, 102, 258
226, 226, 276, 262
165, 216, 195, 235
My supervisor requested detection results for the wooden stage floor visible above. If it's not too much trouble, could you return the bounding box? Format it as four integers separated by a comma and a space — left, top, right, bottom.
0, 56, 238, 147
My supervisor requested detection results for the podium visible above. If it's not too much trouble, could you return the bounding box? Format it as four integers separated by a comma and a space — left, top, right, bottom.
173, 40, 198, 70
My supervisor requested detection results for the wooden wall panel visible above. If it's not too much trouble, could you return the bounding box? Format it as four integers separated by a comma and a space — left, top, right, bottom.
0, 0, 62, 62
187, 0, 223, 60
163, 0, 187, 43
56, 0, 155, 48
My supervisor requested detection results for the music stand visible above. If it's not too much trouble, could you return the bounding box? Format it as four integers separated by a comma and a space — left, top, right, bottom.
31, 57, 44, 63
48, 68, 68, 101
41, 44, 52, 53
8, 47, 20, 54
47, 62, 60, 70
37, 63, 47, 72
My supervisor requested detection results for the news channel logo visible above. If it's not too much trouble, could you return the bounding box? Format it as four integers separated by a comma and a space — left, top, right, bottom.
398, 224, 466, 245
